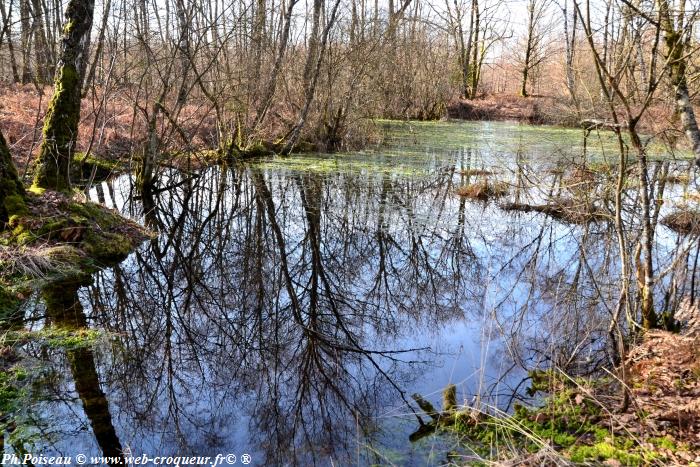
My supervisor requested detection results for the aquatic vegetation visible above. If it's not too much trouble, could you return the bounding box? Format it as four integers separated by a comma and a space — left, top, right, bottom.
378, 119, 690, 161
250, 153, 432, 177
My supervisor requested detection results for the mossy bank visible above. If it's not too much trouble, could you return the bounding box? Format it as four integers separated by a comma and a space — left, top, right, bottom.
0, 190, 151, 319
413, 331, 700, 465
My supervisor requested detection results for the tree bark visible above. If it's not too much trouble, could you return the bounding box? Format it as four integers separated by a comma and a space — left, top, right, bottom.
563, 0, 577, 103
33, 0, 95, 191
658, 0, 700, 167
31, 0, 54, 83
81, 0, 111, 95
0, 128, 27, 228
521, 0, 536, 97
468, 0, 480, 98
282, 0, 341, 154
248, 0, 298, 138
20, 0, 31, 83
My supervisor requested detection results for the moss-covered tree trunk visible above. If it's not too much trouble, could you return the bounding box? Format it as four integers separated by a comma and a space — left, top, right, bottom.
33, 0, 95, 191
0, 128, 27, 228
658, 0, 700, 168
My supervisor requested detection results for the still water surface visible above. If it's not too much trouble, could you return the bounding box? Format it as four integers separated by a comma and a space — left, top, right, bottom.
14, 121, 693, 465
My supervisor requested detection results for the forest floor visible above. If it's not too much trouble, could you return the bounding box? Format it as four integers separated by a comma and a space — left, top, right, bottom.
0, 83, 685, 176
446, 95, 574, 125
0, 83, 217, 173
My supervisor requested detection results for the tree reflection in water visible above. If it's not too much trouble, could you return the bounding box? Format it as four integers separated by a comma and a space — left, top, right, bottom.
67, 162, 485, 464
13, 143, 696, 465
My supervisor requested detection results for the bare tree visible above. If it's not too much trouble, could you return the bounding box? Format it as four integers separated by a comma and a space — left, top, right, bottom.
520, 0, 551, 97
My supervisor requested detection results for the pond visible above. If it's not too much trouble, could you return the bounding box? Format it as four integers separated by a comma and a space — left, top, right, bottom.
5, 120, 695, 466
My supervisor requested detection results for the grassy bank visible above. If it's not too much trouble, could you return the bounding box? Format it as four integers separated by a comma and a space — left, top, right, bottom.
413, 330, 700, 465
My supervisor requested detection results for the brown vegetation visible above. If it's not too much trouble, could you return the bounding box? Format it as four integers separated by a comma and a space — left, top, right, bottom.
661, 210, 700, 235
456, 180, 509, 200
447, 95, 578, 125
0, 83, 217, 171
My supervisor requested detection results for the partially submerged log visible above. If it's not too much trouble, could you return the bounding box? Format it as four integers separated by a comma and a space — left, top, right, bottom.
409, 384, 482, 442
501, 199, 607, 224
580, 119, 624, 131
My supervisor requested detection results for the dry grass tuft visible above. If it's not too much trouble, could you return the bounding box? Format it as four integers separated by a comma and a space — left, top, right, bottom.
0, 245, 83, 280
456, 180, 509, 200
662, 173, 691, 185
661, 209, 700, 235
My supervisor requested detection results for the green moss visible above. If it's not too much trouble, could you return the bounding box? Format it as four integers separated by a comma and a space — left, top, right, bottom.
82, 230, 133, 263
11, 223, 34, 245
43, 245, 84, 262
442, 384, 457, 412
4, 194, 28, 217
27, 185, 46, 195
0, 367, 28, 416
650, 436, 677, 450
63, 20, 74, 34
8, 214, 21, 227
440, 371, 681, 465
1, 129, 28, 224
243, 142, 275, 157
568, 442, 647, 465
34, 64, 81, 191
71, 152, 121, 182
3, 326, 101, 350
68, 201, 120, 229
36, 217, 72, 238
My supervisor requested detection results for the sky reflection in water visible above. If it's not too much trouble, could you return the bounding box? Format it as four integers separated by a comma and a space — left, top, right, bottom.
16, 121, 693, 466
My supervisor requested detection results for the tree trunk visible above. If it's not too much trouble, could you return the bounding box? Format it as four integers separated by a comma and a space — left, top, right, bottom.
521, 0, 535, 97
248, 0, 298, 138
658, 0, 700, 167
563, 0, 577, 103
468, 0, 480, 98
20, 0, 31, 83
31, 0, 54, 83
282, 0, 341, 154
81, 0, 111, 95
0, 129, 27, 228
0, 0, 21, 82
33, 0, 95, 191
